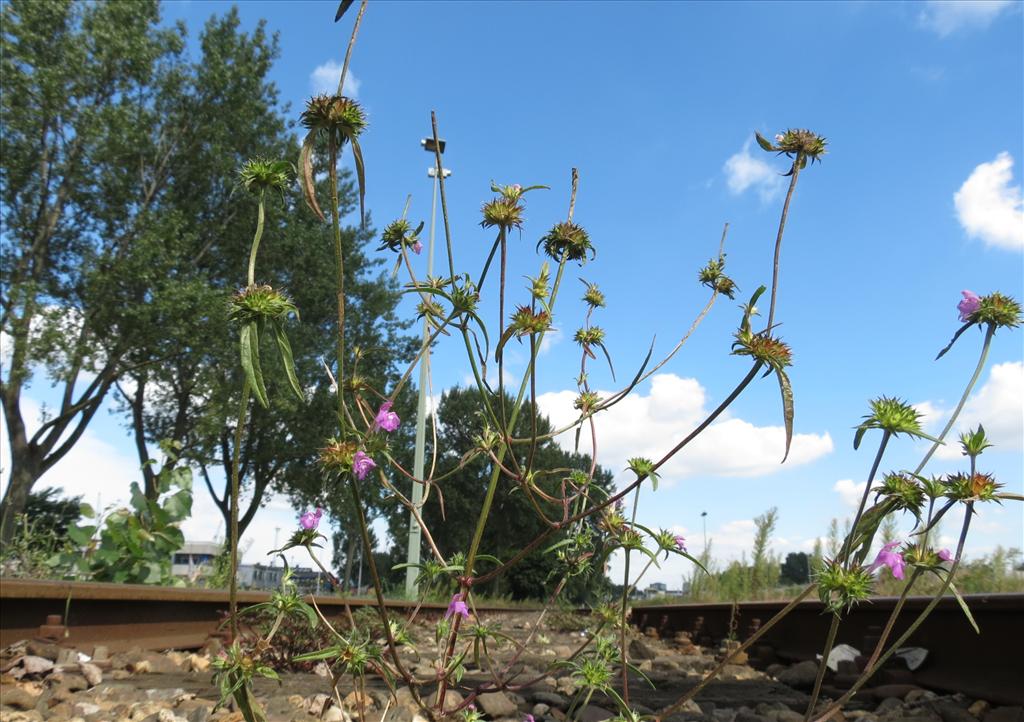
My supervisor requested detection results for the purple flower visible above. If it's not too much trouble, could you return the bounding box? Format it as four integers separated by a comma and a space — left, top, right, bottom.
412, 240, 423, 255
869, 540, 906, 580
445, 593, 470, 621
374, 401, 401, 432
299, 507, 323, 531
958, 290, 981, 322
674, 535, 687, 552
937, 548, 953, 563
524, 715, 535, 722
352, 450, 376, 480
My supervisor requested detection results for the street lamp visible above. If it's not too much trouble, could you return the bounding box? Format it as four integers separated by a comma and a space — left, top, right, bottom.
405, 138, 451, 597
701, 511, 708, 554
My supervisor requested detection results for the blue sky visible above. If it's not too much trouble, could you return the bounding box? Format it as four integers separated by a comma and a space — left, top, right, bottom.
4, 1, 1022, 587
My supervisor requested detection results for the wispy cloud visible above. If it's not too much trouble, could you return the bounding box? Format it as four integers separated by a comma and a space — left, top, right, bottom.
310, 60, 361, 97
934, 361, 1023, 460
537, 373, 833, 486
723, 138, 784, 202
954, 152, 1024, 252
834, 478, 867, 509
919, 0, 1014, 37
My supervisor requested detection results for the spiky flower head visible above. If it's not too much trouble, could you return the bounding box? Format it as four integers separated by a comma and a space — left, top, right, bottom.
480, 197, 524, 230
510, 305, 551, 337
238, 157, 292, 195
876, 473, 925, 518
574, 391, 601, 413
732, 332, 792, 371
528, 264, 551, 301
450, 280, 480, 316
959, 425, 993, 459
300, 94, 367, 145
974, 292, 1022, 329
698, 256, 737, 299
229, 285, 297, 324
817, 559, 873, 615
944, 471, 1002, 503
378, 218, 424, 254
319, 438, 358, 474
853, 396, 936, 450
574, 326, 606, 348
538, 221, 594, 264
756, 128, 828, 169
581, 280, 606, 308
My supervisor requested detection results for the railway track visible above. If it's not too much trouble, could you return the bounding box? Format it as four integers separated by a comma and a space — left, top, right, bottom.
633, 593, 1024, 705
2, 581, 1021, 705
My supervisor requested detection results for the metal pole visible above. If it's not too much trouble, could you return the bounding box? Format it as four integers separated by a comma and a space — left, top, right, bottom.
404, 171, 438, 597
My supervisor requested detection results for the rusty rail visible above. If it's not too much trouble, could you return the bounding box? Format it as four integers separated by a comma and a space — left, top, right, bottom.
0, 578, 525, 654
632, 593, 1024, 705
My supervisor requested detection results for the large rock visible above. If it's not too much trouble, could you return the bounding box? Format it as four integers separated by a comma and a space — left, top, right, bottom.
628, 639, 658, 661
530, 692, 569, 709
477, 692, 519, 719
929, 702, 977, 722
775, 661, 819, 689
577, 705, 615, 722
0, 684, 41, 710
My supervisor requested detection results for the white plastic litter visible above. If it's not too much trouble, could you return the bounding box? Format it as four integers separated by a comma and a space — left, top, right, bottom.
823, 643, 860, 672
894, 647, 928, 671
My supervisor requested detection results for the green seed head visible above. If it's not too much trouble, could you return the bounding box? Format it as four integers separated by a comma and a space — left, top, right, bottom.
238, 157, 292, 195
538, 221, 594, 264
480, 197, 524, 230
816, 559, 873, 615
976, 292, 1022, 329
300, 94, 367, 143
229, 285, 297, 324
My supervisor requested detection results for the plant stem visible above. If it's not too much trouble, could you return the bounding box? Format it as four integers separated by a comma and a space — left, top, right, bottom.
803, 614, 839, 721
766, 155, 802, 332
656, 582, 816, 720
329, 142, 346, 434
228, 380, 251, 637
337, 0, 368, 98
840, 431, 890, 564
914, 324, 995, 474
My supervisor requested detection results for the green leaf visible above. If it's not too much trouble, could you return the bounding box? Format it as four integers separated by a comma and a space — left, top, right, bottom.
350, 136, 366, 227
936, 321, 973, 360
67, 525, 94, 547
949, 581, 980, 634
293, 645, 343, 662
776, 367, 794, 462
271, 319, 305, 402
853, 425, 868, 450
78, 503, 95, 519
299, 130, 325, 222
754, 131, 775, 152
240, 321, 270, 408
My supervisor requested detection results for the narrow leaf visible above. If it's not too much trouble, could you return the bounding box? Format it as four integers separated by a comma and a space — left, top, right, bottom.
271, 319, 305, 402
241, 321, 270, 408
936, 321, 974, 360
949, 581, 980, 634
754, 131, 775, 152
776, 367, 794, 462
334, 0, 355, 21
853, 425, 868, 450
351, 136, 366, 227
299, 131, 325, 222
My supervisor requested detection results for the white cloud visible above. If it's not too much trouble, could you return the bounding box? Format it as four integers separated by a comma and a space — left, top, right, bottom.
834, 478, 867, 509
919, 1, 1014, 37
954, 152, 1024, 251
310, 60, 361, 98
723, 138, 784, 202
934, 361, 1024, 459
536, 373, 833, 487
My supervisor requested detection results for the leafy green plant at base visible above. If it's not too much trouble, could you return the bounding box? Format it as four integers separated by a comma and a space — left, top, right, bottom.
54, 446, 192, 585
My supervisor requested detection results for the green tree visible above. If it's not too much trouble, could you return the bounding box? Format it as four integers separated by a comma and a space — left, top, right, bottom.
392, 386, 614, 602
749, 506, 779, 597
779, 551, 810, 585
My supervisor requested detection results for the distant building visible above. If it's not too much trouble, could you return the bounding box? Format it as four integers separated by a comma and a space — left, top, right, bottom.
171, 541, 221, 580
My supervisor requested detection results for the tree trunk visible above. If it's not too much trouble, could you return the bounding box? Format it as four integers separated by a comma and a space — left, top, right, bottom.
1, 458, 42, 545
342, 532, 358, 593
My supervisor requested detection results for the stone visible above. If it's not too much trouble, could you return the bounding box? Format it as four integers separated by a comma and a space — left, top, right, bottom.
713, 710, 738, 722
0, 684, 41, 710
187, 707, 211, 722
905, 691, 938, 704
628, 639, 658, 661
776, 660, 819, 689
80, 662, 103, 687
74, 702, 102, 717
324, 707, 350, 722
531, 692, 569, 710
188, 655, 211, 674
670, 700, 703, 715
20, 656, 54, 676
57, 673, 90, 692
930, 702, 977, 722
775, 712, 805, 722
652, 657, 681, 673
478, 692, 519, 719
110, 670, 133, 680
145, 688, 192, 704
308, 694, 332, 717
24, 641, 61, 661
533, 704, 552, 717
969, 703, 991, 720
736, 711, 771, 722
984, 709, 1024, 722
720, 664, 762, 681
876, 699, 905, 717
765, 664, 786, 678
577, 706, 615, 722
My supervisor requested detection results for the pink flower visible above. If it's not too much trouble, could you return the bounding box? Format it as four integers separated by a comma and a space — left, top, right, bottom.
869, 540, 906, 580
958, 290, 981, 322
524, 715, 535, 722
674, 535, 687, 552
352, 450, 376, 480
445, 593, 470, 621
374, 401, 400, 432
299, 507, 323, 530
412, 241, 423, 255
937, 548, 953, 563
